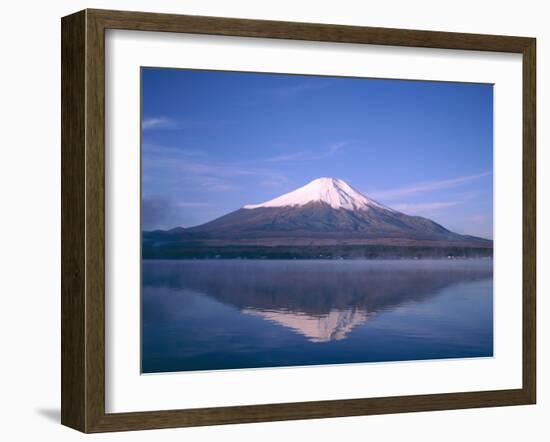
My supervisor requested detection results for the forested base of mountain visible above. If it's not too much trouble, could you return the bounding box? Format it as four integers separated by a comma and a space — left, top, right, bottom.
142, 244, 493, 260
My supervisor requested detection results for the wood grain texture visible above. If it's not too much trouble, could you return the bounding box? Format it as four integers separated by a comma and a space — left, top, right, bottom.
90, 389, 532, 432
61, 10, 86, 432
89, 8, 532, 52
84, 9, 107, 432
60, 8, 537, 433
522, 38, 536, 403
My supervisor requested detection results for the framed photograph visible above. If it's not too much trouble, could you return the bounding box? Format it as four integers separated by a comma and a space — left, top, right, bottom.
61, 9, 536, 433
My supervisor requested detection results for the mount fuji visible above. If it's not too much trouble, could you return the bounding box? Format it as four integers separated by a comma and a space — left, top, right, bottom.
143, 177, 492, 259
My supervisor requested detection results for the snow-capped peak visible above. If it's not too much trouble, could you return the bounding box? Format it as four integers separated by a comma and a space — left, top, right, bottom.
243, 177, 392, 212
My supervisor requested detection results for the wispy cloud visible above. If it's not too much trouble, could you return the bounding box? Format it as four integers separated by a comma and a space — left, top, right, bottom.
142, 143, 208, 158
259, 179, 287, 188
142, 146, 290, 193
142, 196, 213, 230
195, 177, 241, 192
271, 80, 332, 97
392, 201, 459, 213
174, 201, 211, 208
255, 141, 351, 164
142, 116, 177, 130
142, 117, 224, 131
312, 141, 350, 159
451, 213, 493, 239
370, 172, 492, 201
265, 152, 307, 162
464, 214, 489, 224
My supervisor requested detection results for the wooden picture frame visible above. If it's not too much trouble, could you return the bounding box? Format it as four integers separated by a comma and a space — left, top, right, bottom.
61, 8, 536, 433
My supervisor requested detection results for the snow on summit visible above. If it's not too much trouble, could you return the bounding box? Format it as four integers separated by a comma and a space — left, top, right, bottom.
243, 177, 392, 211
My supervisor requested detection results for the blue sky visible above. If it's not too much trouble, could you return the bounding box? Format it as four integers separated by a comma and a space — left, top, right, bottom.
141, 68, 493, 239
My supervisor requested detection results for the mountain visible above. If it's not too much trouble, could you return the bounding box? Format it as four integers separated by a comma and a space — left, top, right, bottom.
243, 176, 389, 211
143, 177, 492, 259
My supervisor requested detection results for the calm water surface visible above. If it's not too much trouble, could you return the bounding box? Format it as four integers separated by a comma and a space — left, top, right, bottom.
142, 259, 493, 373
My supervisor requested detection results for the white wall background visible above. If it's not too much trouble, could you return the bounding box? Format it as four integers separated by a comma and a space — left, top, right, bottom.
0, 0, 546, 440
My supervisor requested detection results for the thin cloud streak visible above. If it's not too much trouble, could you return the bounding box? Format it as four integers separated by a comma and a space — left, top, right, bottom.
392, 201, 459, 213
265, 152, 307, 162
142, 117, 224, 131
261, 141, 349, 163
175, 201, 212, 208
142, 139, 349, 196
142, 117, 177, 130
142, 148, 290, 193
312, 141, 350, 159
271, 81, 332, 97
142, 143, 208, 158
369, 172, 492, 200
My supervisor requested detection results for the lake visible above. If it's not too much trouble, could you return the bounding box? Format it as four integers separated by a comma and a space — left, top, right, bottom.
142, 259, 493, 373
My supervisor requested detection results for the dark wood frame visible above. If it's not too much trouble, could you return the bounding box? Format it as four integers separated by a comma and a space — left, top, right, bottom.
61, 8, 536, 433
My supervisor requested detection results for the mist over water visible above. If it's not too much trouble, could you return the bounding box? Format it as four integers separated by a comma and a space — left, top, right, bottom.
142, 259, 493, 373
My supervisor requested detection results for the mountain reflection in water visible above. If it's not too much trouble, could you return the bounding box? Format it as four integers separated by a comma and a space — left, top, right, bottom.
142, 259, 493, 372
242, 307, 368, 342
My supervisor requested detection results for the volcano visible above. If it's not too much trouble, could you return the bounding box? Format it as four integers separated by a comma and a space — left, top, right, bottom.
143, 177, 492, 259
